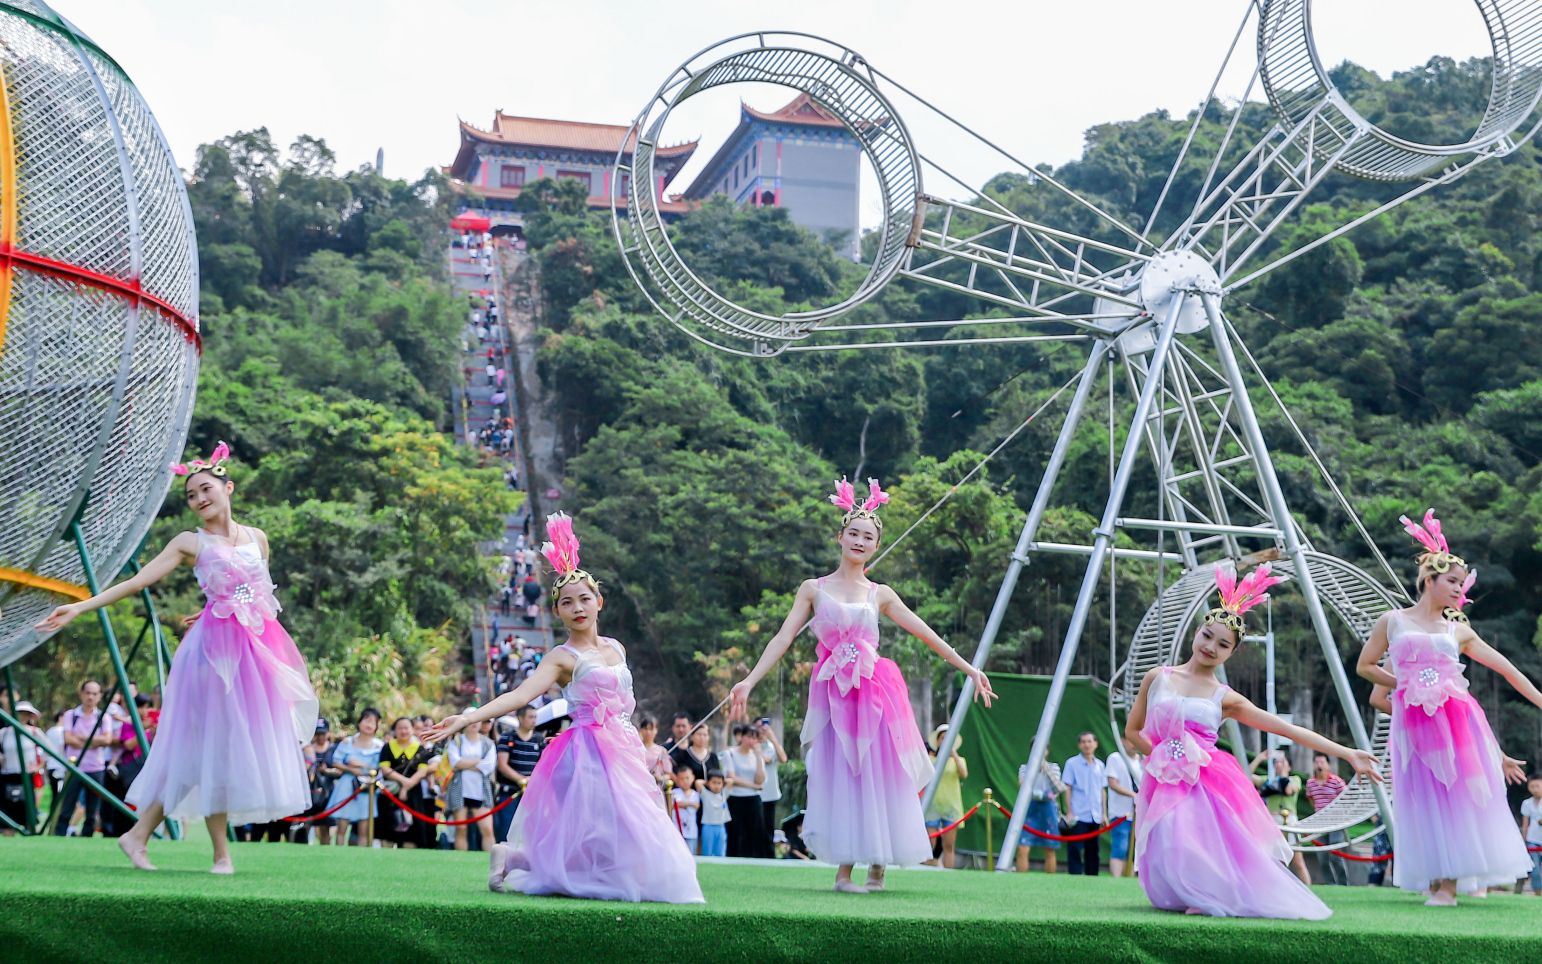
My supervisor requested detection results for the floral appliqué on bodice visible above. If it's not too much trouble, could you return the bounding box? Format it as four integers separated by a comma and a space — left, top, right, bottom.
562, 638, 636, 730
194, 529, 280, 631
1387, 612, 1469, 716
809, 580, 880, 696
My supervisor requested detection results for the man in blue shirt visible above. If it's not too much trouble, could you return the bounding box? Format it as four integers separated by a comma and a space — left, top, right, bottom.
1061, 731, 1107, 876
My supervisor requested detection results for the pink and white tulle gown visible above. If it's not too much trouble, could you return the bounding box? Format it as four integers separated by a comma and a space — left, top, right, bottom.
1386, 611, 1531, 893
800, 579, 932, 867
497, 638, 703, 903
126, 528, 318, 823
1135, 668, 1330, 919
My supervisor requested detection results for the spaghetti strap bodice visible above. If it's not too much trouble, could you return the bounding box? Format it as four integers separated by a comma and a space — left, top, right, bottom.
560, 638, 635, 729
1147, 668, 1226, 734
192, 526, 280, 631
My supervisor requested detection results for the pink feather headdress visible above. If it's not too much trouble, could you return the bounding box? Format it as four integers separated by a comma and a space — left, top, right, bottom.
171, 440, 232, 478
1399, 508, 1465, 574
1204, 562, 1284, 634
541, 512, 593, 596
830, 477, 890, 531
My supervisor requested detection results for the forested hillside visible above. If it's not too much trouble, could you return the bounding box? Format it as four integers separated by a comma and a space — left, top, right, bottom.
519, 57, 1542, 757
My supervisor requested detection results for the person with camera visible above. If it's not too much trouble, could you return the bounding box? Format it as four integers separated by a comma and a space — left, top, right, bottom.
757, 718, 787, 855
1248, 749, 1311, 884
378, 717, 435, 849
53, 679, 120, 838
300, 719, 336, 844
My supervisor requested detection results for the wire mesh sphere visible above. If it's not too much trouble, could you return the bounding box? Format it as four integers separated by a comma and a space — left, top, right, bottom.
0, 1, 199, 668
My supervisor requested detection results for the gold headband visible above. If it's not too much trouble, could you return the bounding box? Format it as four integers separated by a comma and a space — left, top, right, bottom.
1202, 607, 1244, 635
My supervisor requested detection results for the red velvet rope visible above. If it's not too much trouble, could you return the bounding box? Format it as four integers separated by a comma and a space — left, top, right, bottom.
378, 785, 521, 826
928, 802, 980, 839
994, 801, 1127, 841
280, 785, 363, 823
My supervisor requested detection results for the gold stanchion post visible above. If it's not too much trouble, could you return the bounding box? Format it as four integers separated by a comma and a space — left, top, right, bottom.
983, 787, 995, 869
365, 769, 377, 847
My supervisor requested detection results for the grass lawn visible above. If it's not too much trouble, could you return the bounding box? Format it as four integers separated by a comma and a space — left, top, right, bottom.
1, 836, 1537, 962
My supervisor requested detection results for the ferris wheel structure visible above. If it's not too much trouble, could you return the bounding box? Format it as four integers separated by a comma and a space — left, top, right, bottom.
613, 1, 1542, 865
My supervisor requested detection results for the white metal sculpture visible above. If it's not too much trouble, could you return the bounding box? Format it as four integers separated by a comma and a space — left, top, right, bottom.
615, 2, 1542, 863
0, 1, 200, 670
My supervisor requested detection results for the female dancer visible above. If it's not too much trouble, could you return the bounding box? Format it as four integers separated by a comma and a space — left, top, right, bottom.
35, 442, 318, 873
730, 478, 996, 893
426, 513, 702, 903
1356, 510, 1541, 905
1126, 564, 1380, 919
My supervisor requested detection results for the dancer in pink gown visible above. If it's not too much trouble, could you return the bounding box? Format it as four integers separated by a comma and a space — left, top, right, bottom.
1356, 510, 1542, 906
35, 442, 318, 874
730, 478, 997, 893
427, 513, 702, 904
1126, 564, 1380, 919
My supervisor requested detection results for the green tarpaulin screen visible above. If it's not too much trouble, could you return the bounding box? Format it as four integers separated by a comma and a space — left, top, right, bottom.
946, 673, 1118, 858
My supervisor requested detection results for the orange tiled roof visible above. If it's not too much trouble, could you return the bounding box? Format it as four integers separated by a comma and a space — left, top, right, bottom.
741, 92, 846, 129
461, 112, 698, 157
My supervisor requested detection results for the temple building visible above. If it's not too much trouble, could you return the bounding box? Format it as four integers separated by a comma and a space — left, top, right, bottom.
681, 93, 863, 260
447, 112, 698, 233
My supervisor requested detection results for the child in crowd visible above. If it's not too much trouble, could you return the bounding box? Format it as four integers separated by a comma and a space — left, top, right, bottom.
671, 762, 700, 854
1523, 774, 1542, 896
699, 770, 730, 857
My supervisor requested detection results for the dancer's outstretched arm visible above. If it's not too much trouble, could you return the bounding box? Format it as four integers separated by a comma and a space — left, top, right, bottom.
877, 586, 996, 707
34, 533, 197, 631
1458, 626, 1542, 710
1225, 693, 1382, 781
729, 581, 817, 719
425, 653, 569, 743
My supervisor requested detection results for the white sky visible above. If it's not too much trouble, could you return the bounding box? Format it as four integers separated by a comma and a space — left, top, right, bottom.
63, 0, 1494, 227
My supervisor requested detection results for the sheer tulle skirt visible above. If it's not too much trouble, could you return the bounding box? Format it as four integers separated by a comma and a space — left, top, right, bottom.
1137, 745, 1330, 919
126, 609, 317, 824
1391, 692, 1531, 893
500, 720, 703, 903
801, 656, 932, 867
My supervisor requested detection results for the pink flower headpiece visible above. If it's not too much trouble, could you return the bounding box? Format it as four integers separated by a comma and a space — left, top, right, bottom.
830, 477, 889, 531
171, 440, 232, 478
1400, 508, 1466, 574
1203, 562, 1284, 634
541, 512, 593, 597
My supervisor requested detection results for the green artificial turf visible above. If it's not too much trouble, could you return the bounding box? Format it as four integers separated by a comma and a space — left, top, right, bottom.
0, 837, 1537, 962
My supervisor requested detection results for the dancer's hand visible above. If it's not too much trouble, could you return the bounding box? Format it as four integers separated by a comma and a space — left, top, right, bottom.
34, 603, 82, 632
728, 680, 753, 721
1501, 754, 1527, 785
1345, 748, 1383, 783
181, 612, 202, 630
424, 714, 471, 744
969, 668, 997, 708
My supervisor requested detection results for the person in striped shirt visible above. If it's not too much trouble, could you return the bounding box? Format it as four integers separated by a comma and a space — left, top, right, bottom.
1305, 754, 1349, 885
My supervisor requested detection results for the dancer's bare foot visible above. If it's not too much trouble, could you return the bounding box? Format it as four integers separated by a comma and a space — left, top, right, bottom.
1185, 907, 1206, 916
489, 843, 511, 892
210, 858, 234, 875
1469, 888, 1489, 898
865, 865, 886, 892
833, 879, 869, 894
117, 836, 156, 871
1424, 892, 1457, 907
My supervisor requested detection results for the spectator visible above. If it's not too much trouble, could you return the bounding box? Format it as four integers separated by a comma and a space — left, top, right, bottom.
485, 362, 496, 386
923, 724, 967, 869
521, 574, 541, 607
1249, 749, 1312, 884
1105, 735, 1144, 877
1367, 812, 1392, 887
662, 712, 691, 753
699, 770, 730, 857
1523, 773, 1542, 896
757, 719, 787, 855
1061, 731, 1107, 876
781, 810, 812, 860
500, 585, 513, 617
670, 761, 700, 854
1305, 753, 1349, 885
494, 706, 545, 842
53, 679, 120, 838
522, 546, 540, 577
43, 708, 68, 792
723, 723, 767, 857
1016, 758, 1064, 873
300, 718, 336, 845
447, 718, 497, 851
636, 715, 671, 788
671, 723, 720, 840
378, 717, 434, 849
0, 700, 44, 834
324, 707, 382, 846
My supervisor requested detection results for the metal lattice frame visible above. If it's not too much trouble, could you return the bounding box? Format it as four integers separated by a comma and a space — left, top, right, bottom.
0, 1, 200, 668
618, 1, 1542, 864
